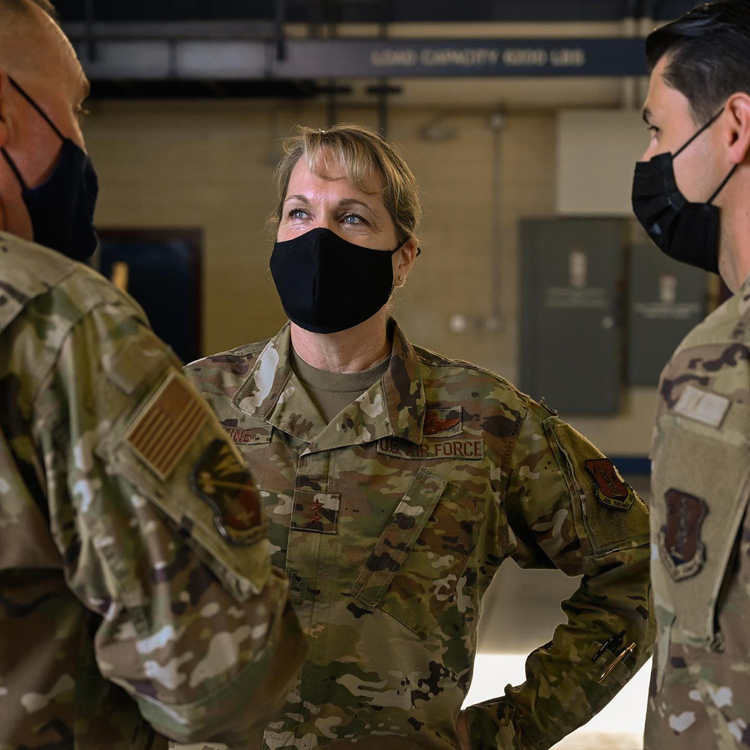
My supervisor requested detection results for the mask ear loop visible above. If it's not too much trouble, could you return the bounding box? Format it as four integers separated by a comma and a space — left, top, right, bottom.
1, 77, 68, 190
707, 163, 738, 205
0, 147, 28, 190
392, 239, 422, 257
674, 107, 726, 158
7, 77, 66, 141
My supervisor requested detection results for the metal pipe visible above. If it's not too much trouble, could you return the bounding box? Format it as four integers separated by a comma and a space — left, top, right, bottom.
84, 0, 96, 62
378, 0, 390, 135
274, 0, 286, 61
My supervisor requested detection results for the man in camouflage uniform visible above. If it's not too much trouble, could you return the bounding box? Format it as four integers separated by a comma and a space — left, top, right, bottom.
185, 317, 655, 749
634, 2, 750, 747
0, 2, 306, 748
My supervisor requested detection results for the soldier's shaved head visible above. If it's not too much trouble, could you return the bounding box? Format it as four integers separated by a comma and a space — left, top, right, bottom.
0, 0, 64, 80
0, 0, 90, 241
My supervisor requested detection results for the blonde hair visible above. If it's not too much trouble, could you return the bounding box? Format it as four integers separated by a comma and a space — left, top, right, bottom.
271, 123, 421, 246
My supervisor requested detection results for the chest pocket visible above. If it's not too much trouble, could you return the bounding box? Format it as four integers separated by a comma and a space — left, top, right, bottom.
651, 403, 750, 661
350, 467, 484, 639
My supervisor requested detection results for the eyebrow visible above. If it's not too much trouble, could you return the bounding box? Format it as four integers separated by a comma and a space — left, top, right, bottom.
79, 72, 91, 102
284, 195, 375, 212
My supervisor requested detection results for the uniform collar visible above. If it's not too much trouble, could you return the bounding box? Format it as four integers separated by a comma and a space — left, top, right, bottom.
233, 320, 425, 452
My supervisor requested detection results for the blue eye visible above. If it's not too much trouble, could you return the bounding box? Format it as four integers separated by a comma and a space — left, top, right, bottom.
288, 208, 308, 220
342, 213, 365, 225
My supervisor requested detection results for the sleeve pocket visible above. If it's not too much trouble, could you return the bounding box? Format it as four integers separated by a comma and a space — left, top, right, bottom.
517, 642, 632, 749
543, 416, 650, 556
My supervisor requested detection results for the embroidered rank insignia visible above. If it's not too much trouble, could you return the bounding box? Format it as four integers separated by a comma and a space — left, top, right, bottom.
658, 489, 707, 581
125, 372, 208, 480
423, 407, 462, 437
584, 458, 634, 511
190, 439, 263, 545
290, 491, 340, 535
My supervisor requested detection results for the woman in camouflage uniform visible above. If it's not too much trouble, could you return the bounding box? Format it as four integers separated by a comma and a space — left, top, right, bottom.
185, 123, 654, 750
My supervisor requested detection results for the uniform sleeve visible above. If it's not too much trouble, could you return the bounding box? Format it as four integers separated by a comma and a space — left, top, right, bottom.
465, 406, 655, 750
36, 303, 307, 746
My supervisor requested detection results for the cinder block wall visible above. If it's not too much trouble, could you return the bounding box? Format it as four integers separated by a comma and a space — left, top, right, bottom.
85, 102, 556, 378
84, 100, 654, 455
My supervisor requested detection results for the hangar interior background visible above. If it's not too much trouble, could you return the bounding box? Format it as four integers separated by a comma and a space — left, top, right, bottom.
57, 2, 708, 747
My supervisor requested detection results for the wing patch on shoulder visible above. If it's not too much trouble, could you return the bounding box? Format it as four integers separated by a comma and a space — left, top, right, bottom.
124, 371, 208, 480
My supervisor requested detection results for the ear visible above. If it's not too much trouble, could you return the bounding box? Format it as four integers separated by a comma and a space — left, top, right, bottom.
394, 237, 419, 286
725, 93, 750, 166
0, 71, 11, 149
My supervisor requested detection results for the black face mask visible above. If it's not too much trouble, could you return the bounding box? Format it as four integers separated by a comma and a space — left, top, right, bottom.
632, 107, 737, 275
1, 78, 99, 263
270, 227, 401, 334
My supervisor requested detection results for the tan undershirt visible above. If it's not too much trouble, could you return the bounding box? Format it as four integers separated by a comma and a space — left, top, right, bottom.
290, 348, 390, 424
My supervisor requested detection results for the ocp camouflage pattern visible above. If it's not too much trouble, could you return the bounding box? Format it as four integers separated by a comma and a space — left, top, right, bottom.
647, 272, 750, 749
184, 319, 655, 749
0, 232, 306, 749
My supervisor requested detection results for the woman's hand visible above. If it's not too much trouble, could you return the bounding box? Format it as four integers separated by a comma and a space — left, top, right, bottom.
458, 711, 472, 749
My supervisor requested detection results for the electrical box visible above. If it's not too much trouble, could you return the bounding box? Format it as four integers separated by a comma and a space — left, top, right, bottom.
520, 218, 626, 415
628, 244, 706, 385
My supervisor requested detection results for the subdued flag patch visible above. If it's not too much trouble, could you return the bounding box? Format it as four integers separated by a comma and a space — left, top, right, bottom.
125, 372, 208, 480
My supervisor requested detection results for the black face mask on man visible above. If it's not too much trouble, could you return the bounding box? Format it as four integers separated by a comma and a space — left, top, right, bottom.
632, 106, 737, 275
1, 77, 99, 263
270, 227, 402, 334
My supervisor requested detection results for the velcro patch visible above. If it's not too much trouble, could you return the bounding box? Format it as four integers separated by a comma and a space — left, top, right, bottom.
190, 439, 263, 545
658, 488, 707, 581
584, 458, 634, 511
378, 436, 484, 461
673, 385, 731, 429
124, 372, 208, 480
423, 407, 463, 438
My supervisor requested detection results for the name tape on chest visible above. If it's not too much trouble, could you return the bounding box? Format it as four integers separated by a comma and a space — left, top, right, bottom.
673, 385, 731, 429
378, 436, 485, 461
124, 372, 208, 480
220, 421, 273, 446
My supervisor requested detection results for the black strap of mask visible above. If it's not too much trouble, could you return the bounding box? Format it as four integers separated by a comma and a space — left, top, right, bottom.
708, 163, 738, 205
1, 77, 67, 190
674, 107, 725, 158
8, 77, 66, 140
0, 146, 27, 189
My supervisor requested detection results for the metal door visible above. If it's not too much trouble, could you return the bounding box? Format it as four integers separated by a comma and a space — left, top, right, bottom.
520, 218, 626, 414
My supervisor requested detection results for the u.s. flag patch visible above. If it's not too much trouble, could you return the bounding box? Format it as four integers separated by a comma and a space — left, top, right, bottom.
124, 372, 208, 480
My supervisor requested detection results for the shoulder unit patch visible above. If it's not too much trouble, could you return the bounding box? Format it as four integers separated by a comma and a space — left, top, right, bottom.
190, 439, 263, 545
584, 458, 634, 512
658, 488, 707, 581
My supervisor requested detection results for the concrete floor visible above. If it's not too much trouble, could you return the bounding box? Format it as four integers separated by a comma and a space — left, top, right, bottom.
469, 475, 652, 749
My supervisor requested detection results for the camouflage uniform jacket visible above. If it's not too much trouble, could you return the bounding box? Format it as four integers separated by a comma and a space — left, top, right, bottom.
0, 232, 306, 750
646, 273, 750, 749
185, 320, 655, 750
